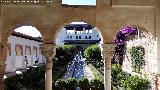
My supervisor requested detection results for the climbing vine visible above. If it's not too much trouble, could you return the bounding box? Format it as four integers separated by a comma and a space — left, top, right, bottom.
114, 25, 138, 64
128, 46, 145, 73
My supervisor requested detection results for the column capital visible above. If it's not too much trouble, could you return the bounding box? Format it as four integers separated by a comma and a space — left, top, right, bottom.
102, 44, 116, 56
40, 43, 56, 62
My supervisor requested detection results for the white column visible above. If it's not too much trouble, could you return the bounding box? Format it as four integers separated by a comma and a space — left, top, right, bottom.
23, 44, 25, 68
102, 44, 115, 90
11, 43, 16, 71
40, 44, 55, 90
45, 61, 53, 90
31, 46, 34, 66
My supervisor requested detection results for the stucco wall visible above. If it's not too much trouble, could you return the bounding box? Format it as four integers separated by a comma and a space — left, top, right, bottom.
122, 31, 157, 76
5, 35, 44, 72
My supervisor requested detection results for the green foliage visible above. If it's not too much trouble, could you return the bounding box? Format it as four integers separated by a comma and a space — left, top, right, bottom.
79, 78, 90, 90
90, 78, 104, 90
66, 78, 78, 90
111, 64, 123, 87
4, 66, 45, 90
55, 79, 66, 90
21, 66, 45, 89
111, 64, 150, 90
4, 74, 22, 90
55, 45, 76, 66
122, 75, 150, 90
84, 45, 102, 64
128, 46, 145, 73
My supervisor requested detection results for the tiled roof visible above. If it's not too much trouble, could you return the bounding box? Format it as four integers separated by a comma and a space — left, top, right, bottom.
11, 31, 43, 42
64, 24, 94, 30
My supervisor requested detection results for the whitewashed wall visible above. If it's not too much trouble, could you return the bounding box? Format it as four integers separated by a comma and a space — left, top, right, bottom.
5, 35, 44, 72
122, 32, 157, 76
56, 27, 100, 46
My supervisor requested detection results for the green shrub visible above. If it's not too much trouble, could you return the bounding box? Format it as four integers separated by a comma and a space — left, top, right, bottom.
4, 66, 45, 90
128, 46, 145, 73
90, 78, 104, 90
55, 79, 66, 90
79, 78, 90, 90
84, 45, 102, 65
122, 75, 150, 90
111, 64, 122, 87
4, 75, 22, 90
66, 78, 78, 90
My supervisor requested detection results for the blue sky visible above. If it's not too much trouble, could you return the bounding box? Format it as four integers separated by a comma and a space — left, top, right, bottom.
62, 0, 96, 5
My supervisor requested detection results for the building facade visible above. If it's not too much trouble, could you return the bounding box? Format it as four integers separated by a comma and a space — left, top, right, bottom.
5, 31, 45, 73
56, 24, 101, 50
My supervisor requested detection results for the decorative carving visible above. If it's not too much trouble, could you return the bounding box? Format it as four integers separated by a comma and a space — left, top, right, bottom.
102, 44, 116, 69
102, 44, 116, 57
40, 43, 56, 62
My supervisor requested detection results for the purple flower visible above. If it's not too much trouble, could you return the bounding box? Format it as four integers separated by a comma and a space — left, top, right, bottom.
114, 25, 138, 65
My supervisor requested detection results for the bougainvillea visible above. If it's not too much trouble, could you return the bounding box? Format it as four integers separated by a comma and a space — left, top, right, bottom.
113, 25, 138, 65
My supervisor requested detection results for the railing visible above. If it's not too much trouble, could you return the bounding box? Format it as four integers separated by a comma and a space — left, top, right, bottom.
0, 0, 60, 5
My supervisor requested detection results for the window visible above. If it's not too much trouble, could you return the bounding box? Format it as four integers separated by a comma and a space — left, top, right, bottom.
70, 36, 72, 39
75, 32, 77, 34
67, 36, 69, 39
89, 36, 91, 39
85, 36, 87, 39
76, 36, 78, 39
79, 36, 81, 39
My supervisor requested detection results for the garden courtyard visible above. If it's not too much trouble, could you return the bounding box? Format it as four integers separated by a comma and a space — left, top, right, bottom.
0, 0, 160, 90
3, 25, 157, 90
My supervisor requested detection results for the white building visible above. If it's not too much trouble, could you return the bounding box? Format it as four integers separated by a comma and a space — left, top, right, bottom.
5, 31, 45, 73
56, 24, 101, 50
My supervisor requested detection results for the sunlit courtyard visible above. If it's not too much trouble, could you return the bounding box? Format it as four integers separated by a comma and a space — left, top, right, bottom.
0, 0, 159, 90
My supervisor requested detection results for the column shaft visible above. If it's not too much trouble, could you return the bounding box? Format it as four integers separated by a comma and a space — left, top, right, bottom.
104, 57, 111, 90
102, 44, 115, 90
40, 43, 55, 90
45, 62, 53, 90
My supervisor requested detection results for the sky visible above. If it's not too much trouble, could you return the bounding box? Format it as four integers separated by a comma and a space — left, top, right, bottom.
14, 26, 42, 37
62, 0, 96, 5
14, 0, 96, 37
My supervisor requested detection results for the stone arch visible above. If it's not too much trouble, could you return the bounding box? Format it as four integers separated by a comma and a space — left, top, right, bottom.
3, 23, 44, 43
113, 25, 156, 69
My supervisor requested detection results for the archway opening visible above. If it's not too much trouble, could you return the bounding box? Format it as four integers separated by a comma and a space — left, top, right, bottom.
4, 25, 46, 90
53, 21, 104, 89
112, 25, 156, 90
